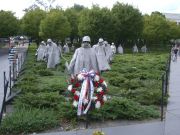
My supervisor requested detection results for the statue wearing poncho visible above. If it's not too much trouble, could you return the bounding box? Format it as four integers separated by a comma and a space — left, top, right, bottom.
111, 43, 116, 56
71, 44, 75, 52
37, 41, 46, 61
117, 44, 123, 54
133, 44, 139, 53
93, 38, 111, 71
68, 36, 99, 75
63, 43, 70, 53
104, 41, 113, 64
141, 45, 147, 53
46, 39, 61, 68
68, 44, 99, 75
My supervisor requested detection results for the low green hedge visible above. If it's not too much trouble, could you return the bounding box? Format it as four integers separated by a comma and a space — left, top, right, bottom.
0, 108, 59, 135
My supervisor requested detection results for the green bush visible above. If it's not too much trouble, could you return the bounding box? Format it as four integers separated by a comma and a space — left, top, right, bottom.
49, 83, 66, 94
0, 108, 59, 135
57, 101, 76, 120
7, 44, 168, 133
16, 84, 38, 93
89, 97, 160, 120
109, 76, 127, 87
14, 92, 65, 109
38, 69, 54, 76
21, 75, 37, 82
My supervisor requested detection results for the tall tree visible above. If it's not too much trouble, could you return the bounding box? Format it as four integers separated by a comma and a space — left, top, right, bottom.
21, 8, 46, 42
167, 21, 180, 41
64, 8, 79, 41
142, 13, 170, 44
0, 10, 19, 37
73, 4, 85, 12
112, 2, 143, 43
39, 9, 71, 41
78, 6, 114, 44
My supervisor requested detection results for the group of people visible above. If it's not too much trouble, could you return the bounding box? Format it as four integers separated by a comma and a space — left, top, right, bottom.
68, 36, 113, 75
36, 36, 148, 73
36, 39, 75, 68
132, 44, 147, 53
108, 43, 147, 54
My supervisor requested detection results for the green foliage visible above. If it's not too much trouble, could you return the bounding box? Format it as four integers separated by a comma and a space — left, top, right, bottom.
89, 98, 160, 120
21, 8, 46, 40
39, 9, 71, 41
0, 108, 59, 135
64, 8, 79, 40
142, 12, 180, 44
0, 10, 19, 37
2, 44, 168, 134
37, 76, 67, 93
78, 6, 114, 43
104, 53, 168, 105
57, 101, 76, 120
38, 69, 54, 76
112, 2, 143, 42
93, 131, 105, 135
14, 92, 65, 109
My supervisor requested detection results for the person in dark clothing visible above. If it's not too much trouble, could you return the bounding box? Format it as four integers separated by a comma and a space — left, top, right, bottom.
172, 45, 178, 62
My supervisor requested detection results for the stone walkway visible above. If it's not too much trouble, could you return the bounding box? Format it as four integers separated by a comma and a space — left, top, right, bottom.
35, 121, 164, 135
0, 44, 28, 112
0, 52, 9, 112
164, 57, 180, 135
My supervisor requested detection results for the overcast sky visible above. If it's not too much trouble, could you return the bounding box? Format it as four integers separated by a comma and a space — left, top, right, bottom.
0, 0, 180, 18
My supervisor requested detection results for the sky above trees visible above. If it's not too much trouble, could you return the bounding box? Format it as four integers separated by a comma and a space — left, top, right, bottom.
0, 0, 180, 18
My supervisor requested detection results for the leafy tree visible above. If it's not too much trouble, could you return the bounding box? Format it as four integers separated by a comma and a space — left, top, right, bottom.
21, 8, 46, 42
167, 21, 180, 40
64, 8, 79, 41
39, 9, 71, 41
151, 11, 166, 18
112, 2, 143, 43
142, 13, 170, 44
0, 10, 19, 37
78, 6, 114, 44
73, 4, 85, 12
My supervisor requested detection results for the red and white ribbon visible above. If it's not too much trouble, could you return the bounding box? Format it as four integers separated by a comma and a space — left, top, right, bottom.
77, 70, 95, 116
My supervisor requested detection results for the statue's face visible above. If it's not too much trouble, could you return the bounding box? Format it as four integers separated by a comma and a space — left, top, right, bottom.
47, 42, 52, 46
99, 42, 103, 46
82, 41, 90, 47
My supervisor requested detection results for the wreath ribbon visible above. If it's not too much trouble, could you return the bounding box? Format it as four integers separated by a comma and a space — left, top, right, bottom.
77, 70, 95, 116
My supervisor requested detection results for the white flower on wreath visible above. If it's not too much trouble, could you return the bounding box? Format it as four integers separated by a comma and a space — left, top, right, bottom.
95, 101, 101, 109
77, 74, 85, 81
83, 98, 89, 105
92, 96, 98, 101
94, 75, 100, 82
103, 81, 107, 87
75, 91, 80, 96
97, 87, 103, 92
103, 95, 107, 102
68, 85, 73, 91
73, 100, 78, 107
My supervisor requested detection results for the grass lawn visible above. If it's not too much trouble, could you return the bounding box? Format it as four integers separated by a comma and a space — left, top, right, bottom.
0, 44, 169, 134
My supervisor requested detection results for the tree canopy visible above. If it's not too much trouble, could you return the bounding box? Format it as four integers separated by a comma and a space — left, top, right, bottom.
39, 9, 71, 41
0, 10, 19, 37
21, 8, 46, 41
142, 13, 180, 44
112, 2, 143, 43
0, 2, 180, 46
78, 6, 114, 44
